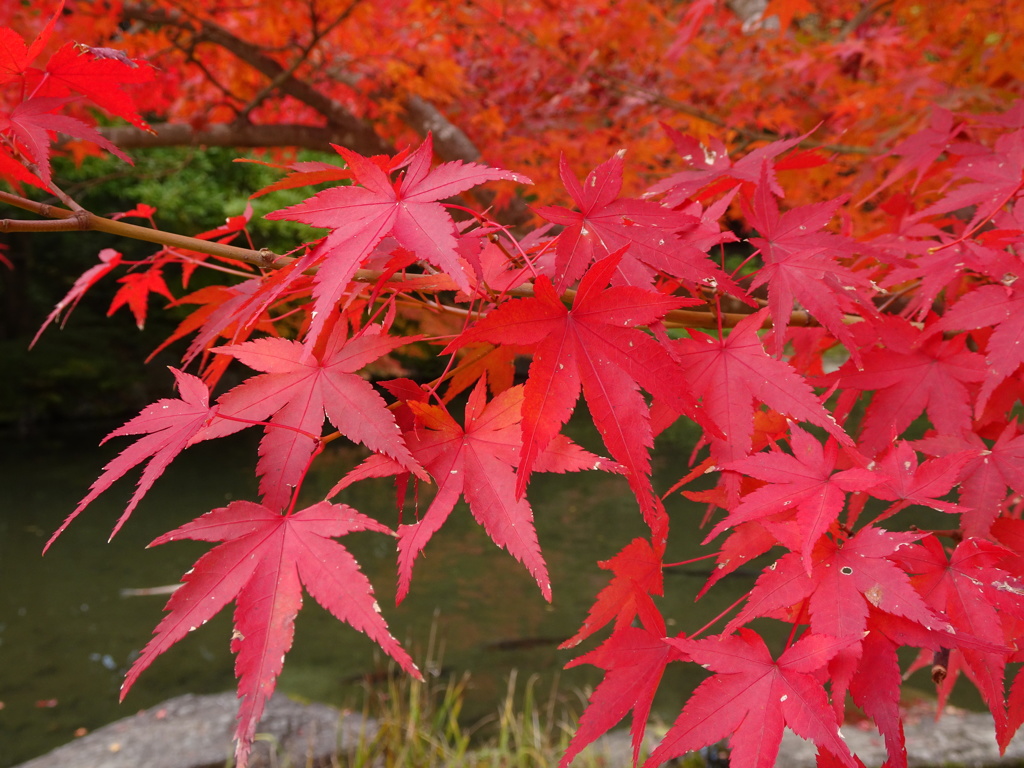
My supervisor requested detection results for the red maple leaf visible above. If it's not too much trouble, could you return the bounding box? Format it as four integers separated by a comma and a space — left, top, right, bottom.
916, 422, 1024, 537
32, 41, 153, 131
0, 2, 60, 84
0, 140, 44, 187
241, 156, 351, 198
560, 613, 684, 768
450, 251, 707, 528
929, 284, 1024, 417
107, 264, 175, 329
917, 128, 1024, 231
646, 126, 813, 205
560, 536, 665, 649
697, 521, 779, 598
877, 223, 1019, 324
330, 377, 617, 602
32, 247, 123, 346
1, 95, 131, 185
534, 151, 740, 293
45, 367, 217, 550
670, 308, 850, 504
445, 341, 524, 401
847, 631, 908, 768
824, 315, 987, 456
899, 535, 1019, 746
120, 499, 419, 768
860, 440, 969, 520
708, 425, 879, 570
645, 630, 857, 768
744, 162, 876, 358
206, 321, 425, 513
267, 134, 531, 345
865, 107, 962, 201
179, 202, 257, 284
724, 527, 949, 641
171, 271, 310, 375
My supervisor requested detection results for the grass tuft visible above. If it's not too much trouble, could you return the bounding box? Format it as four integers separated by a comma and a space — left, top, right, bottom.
337, 665, 624, 768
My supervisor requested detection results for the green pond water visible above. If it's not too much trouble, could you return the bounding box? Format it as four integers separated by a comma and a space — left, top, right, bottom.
0, 414, 742, 765
0, 414, 836, 765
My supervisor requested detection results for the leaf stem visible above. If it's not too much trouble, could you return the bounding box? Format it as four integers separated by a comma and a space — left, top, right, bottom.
663, 552, 719, 568
212, 411, 320, 442
285, 440, 325, 516
784, 600, 809, 649
689, 592, 750, 640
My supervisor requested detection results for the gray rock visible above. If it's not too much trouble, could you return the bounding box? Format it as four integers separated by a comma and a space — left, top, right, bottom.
581, 706, 1024, 767
780, 706, 1024, 768
13, 693, 1024, 768
11, 692, 378, 768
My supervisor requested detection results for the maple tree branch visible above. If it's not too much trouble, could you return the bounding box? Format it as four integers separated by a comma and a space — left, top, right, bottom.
0, 184, 823, 331
117, 3, 509, 172
236, 0, 361, 124
0, 191, 287, 268
99, 121, 342, 151
837, 0, 896, 41
0, 216, 93, 233
122, 3, 393, 157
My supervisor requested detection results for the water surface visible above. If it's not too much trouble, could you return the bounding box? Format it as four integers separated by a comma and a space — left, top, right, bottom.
0, 416, 750, 766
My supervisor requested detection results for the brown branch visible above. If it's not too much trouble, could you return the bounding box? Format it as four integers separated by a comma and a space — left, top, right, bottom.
236, 0, 362, 124
0, 191, 287, 268
118, 3, 492, 168
402, 95, 483, 164
837, 0, 896, 41
0, 216, 92, 233
122, 3, 393, 157
99, 121, 341, 151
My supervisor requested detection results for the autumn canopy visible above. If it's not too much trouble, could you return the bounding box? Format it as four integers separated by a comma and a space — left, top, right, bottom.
3, 1, 1024, 767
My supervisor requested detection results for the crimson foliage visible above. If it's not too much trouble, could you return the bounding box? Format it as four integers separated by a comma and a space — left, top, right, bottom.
5, 9, 1024, 768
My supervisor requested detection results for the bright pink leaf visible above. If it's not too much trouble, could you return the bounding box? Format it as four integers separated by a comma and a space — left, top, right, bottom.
46, 367, 217, 549
745, 162, 875, 358
709, 425, 879, 570
916, 423, 1024, 537
929, 284, 1024, 417
121, 500, 419, 768
331, 378, 616, 603
267, 134, 531, 345
208, 322, 425, 512
561, 537, 665, 649
32, 247, 123, 346
824, 316, 987, 456
535, 152, 740, 293
671, 308, 850, 504
725, 527, 948, 641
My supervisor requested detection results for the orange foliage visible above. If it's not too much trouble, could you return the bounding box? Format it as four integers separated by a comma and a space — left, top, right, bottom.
4, 0, 1020, 207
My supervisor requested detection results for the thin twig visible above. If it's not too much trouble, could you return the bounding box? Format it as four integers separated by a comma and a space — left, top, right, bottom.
0, 191, 287, 267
